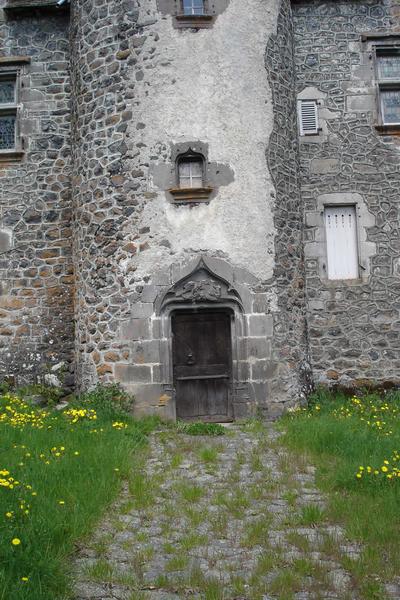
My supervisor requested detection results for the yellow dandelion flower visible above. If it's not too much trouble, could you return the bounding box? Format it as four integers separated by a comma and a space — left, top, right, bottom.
382, 466, 388, 472
5, 511, 13, 518
11, 538, 21, 546
58, 500, 65, 505
21, 577, 29, 582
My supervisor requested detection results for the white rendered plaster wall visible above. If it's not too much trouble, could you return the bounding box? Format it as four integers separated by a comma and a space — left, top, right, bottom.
124, 0, 280, 281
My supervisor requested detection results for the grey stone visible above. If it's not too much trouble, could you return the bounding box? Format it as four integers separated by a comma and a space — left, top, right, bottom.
248, 314, 273, 337
120, 319, 150, 341
114, 364, 152, 383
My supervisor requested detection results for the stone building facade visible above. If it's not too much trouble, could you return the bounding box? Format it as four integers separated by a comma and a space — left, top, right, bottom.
0, 0, 398, 420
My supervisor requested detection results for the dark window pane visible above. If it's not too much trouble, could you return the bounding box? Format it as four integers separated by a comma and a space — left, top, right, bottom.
183, 0, 204, 15
378, 55, 400, 80
0, 81, 15, 104
0, 115, 16, 149
179, 162, 191, 177
381, 89, 400, 124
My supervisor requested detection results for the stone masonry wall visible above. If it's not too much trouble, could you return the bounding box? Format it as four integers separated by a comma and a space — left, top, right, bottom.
265, 0, 312, 414
0, 5, 74, 386
70, 0, 309, 418
293, 0, 400, 389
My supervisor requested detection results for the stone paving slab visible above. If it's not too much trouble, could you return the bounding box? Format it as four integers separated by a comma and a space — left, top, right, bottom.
73, 424, 365, 599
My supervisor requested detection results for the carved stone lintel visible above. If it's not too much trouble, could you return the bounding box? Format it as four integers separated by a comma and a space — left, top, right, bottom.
175, 279, 221, 302
159, 258, 243, 313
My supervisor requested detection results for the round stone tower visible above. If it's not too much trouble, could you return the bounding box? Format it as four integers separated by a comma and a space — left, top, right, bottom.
70, 0, 310, 420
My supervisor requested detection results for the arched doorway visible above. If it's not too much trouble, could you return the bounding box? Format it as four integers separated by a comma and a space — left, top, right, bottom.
157, 258, 245, 422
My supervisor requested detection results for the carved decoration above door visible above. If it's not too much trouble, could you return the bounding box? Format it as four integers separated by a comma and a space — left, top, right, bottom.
158, 258, 243, 313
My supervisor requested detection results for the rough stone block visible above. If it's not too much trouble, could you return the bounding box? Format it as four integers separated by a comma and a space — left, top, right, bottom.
346, 94, 375, 112
247, 337, 271, 360
140, 284, 158, 303
238, 360, 250, 380
233, 400, 254, 420
0, 229, 12, 253
310, 159, 340, 174
248, 314, 273, 337
120, 318, 150, 341
251, 360, 268, 380
115, 364, 152, 383
252, 293, 269, 313
151, 317, 162, 339
131, 302, 154, 318
131, 340, 160, 364
249, 381, 270, 404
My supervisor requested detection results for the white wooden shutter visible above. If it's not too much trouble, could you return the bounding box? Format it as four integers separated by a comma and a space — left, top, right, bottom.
324, 206, 359, 280
298, 100, 319, 136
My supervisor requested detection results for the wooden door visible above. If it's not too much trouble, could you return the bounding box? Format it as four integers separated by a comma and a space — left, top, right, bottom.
172, 310, 233, 422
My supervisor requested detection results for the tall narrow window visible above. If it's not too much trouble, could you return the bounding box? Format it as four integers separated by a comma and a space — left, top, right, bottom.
376, 51, 400, 125
0, 75, 17, 151
298, 99, 319, 136
178, 153, 204, 189
324, 206, 359, 280
182, 0, 205, 15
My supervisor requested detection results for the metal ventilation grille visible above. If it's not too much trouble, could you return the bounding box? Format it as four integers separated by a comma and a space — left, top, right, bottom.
298, 100, 319, 136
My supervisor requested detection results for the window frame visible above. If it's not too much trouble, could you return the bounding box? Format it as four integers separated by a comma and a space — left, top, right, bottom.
324, 204, 360, 281
374, 45, 400, 131
177, 152, 205, 190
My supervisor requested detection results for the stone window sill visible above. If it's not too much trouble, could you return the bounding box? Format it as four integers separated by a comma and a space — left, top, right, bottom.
0, 150, 25, 162
168, 186, 213, 203
375, 124, 400, 136
175, 14, 214, 28
5, 0, 68, 11
322, 277, 364, 287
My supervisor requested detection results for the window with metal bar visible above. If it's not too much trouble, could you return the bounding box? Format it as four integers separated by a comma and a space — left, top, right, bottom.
178, 157, 203, 188
182, 0, 205, 16
377, 51, 400, 125
0, 75, 17, 150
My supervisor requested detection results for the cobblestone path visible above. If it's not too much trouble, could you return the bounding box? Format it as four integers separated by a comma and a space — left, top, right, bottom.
73, 424, 363, 600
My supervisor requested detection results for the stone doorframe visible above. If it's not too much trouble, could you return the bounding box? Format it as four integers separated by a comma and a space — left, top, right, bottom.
155, 258, 251, 420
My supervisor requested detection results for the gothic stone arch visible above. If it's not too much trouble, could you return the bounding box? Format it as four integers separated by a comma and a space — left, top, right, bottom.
157, 258, 251, 421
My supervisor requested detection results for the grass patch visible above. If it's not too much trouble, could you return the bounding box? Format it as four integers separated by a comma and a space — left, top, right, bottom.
197, 445, 221, 464
0, 387, 158, 600
176, 481, 205, 503
281, 388, 400, 585
177, 421, 226, 436
297, 504, 326, 526
241, 514, 272, 548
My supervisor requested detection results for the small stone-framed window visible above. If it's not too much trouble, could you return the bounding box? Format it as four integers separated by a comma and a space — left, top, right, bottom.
169, 147, 212, 202
0, 73, 19, 152
376, 49, 400, 127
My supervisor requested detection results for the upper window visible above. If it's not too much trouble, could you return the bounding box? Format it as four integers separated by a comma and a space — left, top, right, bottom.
177, 151, 204, 189
376, 50, 400, 126
182, 0, 205, 15
0, 74, 18, 151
